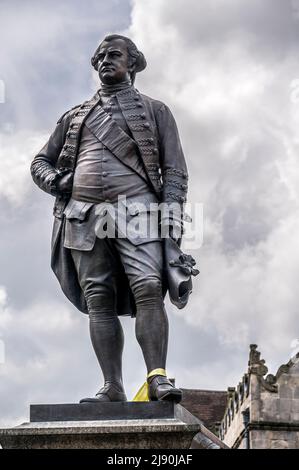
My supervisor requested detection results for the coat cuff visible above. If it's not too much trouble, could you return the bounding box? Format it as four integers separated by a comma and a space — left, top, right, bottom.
162, 168, 188, 205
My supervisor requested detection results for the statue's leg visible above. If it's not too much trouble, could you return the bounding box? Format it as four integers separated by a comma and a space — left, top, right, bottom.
120, 241, 168, 371
115, 237, 182, 401
88, 296, 125, 392
115, 238, 167, 371
134, 280, 169, 373
71, 239, 126, 402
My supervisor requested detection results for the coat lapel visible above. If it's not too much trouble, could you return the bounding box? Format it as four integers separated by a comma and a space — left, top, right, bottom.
84, 104, 149, 183
116, 88, 162, 197
56, 93, 100, 172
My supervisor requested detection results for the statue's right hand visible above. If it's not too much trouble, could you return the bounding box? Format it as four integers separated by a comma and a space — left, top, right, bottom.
56, 172, 73, 194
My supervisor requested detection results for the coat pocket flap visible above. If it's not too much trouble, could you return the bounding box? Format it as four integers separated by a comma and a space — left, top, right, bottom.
126, 199, 159, 216
63, 199, 94, 220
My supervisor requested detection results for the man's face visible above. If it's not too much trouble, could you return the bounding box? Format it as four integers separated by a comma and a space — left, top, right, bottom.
97, 39, 131, 85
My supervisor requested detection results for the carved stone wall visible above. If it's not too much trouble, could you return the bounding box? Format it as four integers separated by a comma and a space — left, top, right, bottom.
218, 376, 250, 448
219, 345, 299, 448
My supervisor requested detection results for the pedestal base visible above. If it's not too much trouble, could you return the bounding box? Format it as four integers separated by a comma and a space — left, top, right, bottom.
0, 402, 226, 449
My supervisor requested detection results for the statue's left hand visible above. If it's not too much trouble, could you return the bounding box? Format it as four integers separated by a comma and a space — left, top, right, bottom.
56, 172, 73, 194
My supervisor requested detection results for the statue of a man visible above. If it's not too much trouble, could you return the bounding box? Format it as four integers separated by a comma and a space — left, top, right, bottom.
31, 35, 193, 403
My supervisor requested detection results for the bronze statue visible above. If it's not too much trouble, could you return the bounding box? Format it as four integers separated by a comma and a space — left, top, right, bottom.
31, 34, 197, 403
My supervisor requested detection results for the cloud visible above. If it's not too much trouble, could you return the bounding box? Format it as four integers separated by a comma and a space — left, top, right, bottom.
0, 0, 131, 130
1, 0, 299, 429
0, 0, 133, 428
0, 131, 47, 205
128, 0, 299, 376
0, 292, 88, 426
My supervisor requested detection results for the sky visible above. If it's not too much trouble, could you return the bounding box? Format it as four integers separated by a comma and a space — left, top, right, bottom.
1, 0, 299, 428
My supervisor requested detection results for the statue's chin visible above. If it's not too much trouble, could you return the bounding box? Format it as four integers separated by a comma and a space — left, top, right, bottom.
99, 72, 116, 84
99, 71, 130, 86
100, 78, 120, 86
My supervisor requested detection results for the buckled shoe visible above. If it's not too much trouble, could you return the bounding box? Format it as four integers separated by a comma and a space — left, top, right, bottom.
148, 375, 182, 403
80, 382, 127, 403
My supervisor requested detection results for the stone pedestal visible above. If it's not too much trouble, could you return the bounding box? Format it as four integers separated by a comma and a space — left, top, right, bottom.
0, 402, 210, 449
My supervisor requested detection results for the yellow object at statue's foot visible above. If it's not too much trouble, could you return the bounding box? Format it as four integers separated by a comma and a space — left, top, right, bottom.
132, 368, 166, 402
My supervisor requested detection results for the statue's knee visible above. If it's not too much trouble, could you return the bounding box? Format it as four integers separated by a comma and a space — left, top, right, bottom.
86, 292, 115, 315
133, 277, 162, 304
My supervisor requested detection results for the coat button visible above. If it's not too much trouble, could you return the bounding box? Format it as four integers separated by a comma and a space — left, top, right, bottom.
102, 171, 108, 177
102, 157, 107, 162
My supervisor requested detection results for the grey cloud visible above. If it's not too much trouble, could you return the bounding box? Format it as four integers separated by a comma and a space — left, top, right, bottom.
128, 0, 299, 380
158, 0, 299, 61
1, 0, 299, 428
0, 0, 131, 130
0, 0, 133, 427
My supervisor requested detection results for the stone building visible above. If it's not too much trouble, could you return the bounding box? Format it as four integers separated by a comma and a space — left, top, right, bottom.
218, 345, 299, 449
182, 345, 299, 449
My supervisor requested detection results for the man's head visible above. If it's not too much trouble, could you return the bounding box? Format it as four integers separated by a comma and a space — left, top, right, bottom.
91, 34, 146, 85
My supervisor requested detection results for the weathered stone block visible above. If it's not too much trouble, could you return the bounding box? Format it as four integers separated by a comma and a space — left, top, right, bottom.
278, 399, 292, 421
291, 399, 299, 415
250, 398, 261, 421
270, 439, 290, 449
260, 398, 279, 420
279, 384, 293, 399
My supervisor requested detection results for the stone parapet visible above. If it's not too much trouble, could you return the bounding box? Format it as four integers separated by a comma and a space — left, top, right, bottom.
219, 344, 299, 449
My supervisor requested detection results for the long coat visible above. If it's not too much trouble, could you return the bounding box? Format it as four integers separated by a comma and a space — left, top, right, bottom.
31, 88, 189, 315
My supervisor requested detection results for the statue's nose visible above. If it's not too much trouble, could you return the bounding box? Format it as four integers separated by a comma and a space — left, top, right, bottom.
102, 54, 111, 65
